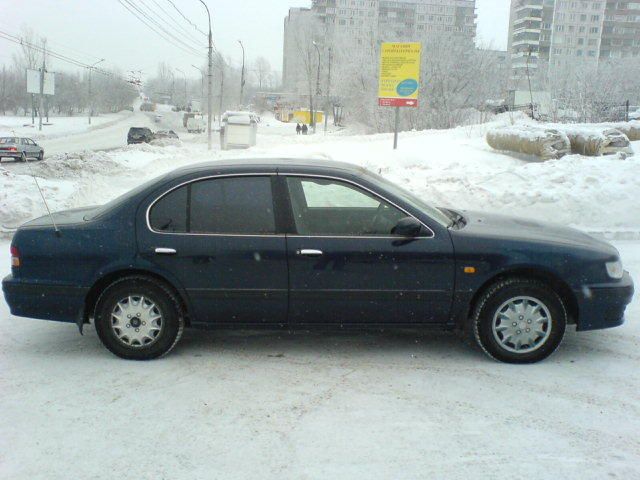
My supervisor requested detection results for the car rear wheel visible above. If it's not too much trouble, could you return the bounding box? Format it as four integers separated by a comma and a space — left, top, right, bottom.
94, 276, 184, 360
472, 277, 566, 364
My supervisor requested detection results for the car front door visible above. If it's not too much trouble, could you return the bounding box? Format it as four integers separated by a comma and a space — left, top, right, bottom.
283, 175, 455, 326
137, 174, 289, 326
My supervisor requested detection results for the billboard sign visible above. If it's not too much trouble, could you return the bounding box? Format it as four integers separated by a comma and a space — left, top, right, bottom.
27, 69, 55, 95
378, 42, 421, 108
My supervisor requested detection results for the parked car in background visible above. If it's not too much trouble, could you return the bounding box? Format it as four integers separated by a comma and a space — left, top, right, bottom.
2, 159, 633, 363
127, 127, 154, 145
153, 130, 179, 140
0, 137, 44, 162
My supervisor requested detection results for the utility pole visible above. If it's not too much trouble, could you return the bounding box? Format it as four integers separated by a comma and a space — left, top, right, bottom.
176, 68, 187, 107
199, 0, 214, 150
324, 47, 332, 135
88, 59, 105, 125
238, 40, 245, 108
38, 40, 46, 131
192, 65, 205, 109
525, 46, 535, 120
312, 41, 322, 134
218, 53, 224, 120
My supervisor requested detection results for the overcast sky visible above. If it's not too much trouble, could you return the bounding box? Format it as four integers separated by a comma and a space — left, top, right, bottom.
0, 0, 509, 81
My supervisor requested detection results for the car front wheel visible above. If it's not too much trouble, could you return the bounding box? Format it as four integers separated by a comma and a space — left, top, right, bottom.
472, 277, 566, 364
94, 276, 184, 360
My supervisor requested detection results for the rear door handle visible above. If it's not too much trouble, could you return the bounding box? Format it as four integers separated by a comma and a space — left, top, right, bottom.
155, 247, 177, 255
297, 249, 323, 257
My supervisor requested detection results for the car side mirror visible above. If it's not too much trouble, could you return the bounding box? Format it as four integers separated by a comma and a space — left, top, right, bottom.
392, 217, 422, 237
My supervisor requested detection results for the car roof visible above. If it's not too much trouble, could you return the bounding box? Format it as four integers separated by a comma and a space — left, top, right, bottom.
166, 157, 370, 179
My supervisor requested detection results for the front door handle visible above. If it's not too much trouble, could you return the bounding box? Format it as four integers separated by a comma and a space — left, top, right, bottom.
155, 247, 177, 255
297, 249, 323, 257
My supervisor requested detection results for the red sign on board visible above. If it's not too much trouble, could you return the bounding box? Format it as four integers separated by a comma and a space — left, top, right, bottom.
378, 98, 419, 108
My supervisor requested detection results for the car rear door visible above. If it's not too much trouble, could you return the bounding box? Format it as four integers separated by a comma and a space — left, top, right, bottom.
282, 175, 455, 326
137, 174, 289, 326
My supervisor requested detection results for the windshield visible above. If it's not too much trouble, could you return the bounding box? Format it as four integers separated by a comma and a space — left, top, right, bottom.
363, 170, 452, 227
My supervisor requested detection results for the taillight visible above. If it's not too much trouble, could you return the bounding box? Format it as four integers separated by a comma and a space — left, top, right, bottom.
10, 246, 20, 268
8, 147, 17, 152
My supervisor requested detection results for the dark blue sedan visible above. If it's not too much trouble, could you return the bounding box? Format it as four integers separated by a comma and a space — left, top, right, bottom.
2, 159, 634, 363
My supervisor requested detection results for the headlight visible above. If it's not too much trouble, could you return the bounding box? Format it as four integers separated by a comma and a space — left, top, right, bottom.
606, 260, 624, 279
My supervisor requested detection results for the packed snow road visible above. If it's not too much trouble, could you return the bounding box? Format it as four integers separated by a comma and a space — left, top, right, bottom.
0, 240, 638, 479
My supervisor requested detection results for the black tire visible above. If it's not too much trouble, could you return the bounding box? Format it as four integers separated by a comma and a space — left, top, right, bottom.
472, 277, 566, 364
20, 152, 27, 162
38, 150, 44, 161
94, 276, 185, 360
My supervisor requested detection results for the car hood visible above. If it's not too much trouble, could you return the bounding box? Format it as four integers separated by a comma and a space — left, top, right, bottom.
21, 206, 100, 228
457, 210, 616, 252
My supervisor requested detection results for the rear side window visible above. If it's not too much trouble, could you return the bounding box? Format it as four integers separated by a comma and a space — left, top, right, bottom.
148, 185, 188, 232
191, 177, 275, 234
149, 176, 275, 234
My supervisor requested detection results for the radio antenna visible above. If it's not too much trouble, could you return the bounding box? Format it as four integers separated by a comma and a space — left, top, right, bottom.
23, 150, 61, 237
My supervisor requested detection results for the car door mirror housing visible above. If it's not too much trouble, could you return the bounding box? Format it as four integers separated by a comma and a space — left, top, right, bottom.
392, 217, 422, 237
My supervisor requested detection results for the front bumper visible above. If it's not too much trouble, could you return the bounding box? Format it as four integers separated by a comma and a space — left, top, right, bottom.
574, 271, 634, 331
2, 274, 88, 324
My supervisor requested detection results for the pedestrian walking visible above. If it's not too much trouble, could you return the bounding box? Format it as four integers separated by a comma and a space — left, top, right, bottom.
302, 124, 308, 135
296, 123, 301, 135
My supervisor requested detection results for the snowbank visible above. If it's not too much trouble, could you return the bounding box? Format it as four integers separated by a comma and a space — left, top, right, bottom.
1, 117, 639, 236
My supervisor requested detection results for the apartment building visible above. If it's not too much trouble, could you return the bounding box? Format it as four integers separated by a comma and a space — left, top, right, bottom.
283, 0, 477, 93
508, 0, 640, 87
601, 1, 640, 59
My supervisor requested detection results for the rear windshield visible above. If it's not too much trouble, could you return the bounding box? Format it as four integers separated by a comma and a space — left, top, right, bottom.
84, 174, 168, 220
129, 128, 149, 133
0, 137, 18, 144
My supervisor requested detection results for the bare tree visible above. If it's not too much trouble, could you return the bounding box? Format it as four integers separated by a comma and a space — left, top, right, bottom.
254, 56, 271, 91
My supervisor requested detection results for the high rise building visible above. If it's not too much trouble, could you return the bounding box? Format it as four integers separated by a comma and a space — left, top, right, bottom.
507, 0, 640, 87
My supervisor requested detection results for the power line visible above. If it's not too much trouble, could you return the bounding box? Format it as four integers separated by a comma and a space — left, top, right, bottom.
147, 0, 205, 46
118, 0, 203, 57
0, 30, 138, 86
137, 0, 204, 50
165, 0, 209, 37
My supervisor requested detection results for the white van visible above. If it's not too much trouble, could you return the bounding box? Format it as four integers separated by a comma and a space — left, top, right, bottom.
187, 115, 205, 133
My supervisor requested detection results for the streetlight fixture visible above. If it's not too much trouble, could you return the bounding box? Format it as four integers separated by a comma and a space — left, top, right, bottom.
88, 58, 105, 125
238, 40, 246, 108
198, 0, 214, 150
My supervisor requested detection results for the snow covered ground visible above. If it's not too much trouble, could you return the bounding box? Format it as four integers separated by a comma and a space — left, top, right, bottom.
0, 239, 638, 479
0, 115, 639, 478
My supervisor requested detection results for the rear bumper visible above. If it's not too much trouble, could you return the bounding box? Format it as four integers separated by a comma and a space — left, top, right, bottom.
2, 274, 88, 324
0, 152, 21, 159
575, 271, 635, 331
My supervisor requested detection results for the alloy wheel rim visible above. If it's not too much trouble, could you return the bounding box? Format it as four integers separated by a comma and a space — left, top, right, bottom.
110, 295, 163, 348
492, 296, 552, 354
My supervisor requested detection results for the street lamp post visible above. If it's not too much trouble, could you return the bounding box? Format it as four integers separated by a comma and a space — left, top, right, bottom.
198, 0, 214, 150
176, 68, 187, 108
192, 65, 205, 109
312, 41, 322, 133
88, 58, 105, 125
238, 40, 245, 108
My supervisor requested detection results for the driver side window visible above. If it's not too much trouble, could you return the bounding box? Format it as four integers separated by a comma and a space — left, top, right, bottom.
286, 176, 407, 236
